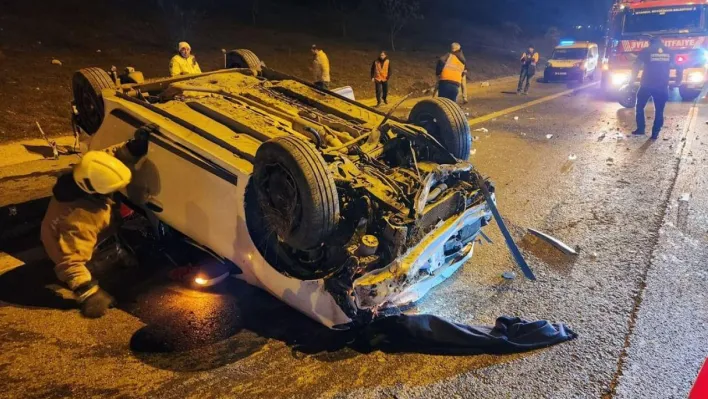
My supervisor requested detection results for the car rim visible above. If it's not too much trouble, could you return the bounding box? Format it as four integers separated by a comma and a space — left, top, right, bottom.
257, 162, 301, 240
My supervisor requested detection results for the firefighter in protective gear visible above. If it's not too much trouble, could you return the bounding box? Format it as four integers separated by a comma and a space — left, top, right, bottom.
169, 42, 202, 77
517, 45, 539, 95
436, 42, 467, 102
310, 45, 331, 90
371, 51, 392, 107
40, 125, 153, 318
632, 37, 672, 140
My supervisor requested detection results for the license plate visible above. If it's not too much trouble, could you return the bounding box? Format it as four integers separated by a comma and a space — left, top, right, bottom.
555, 72, 567, 75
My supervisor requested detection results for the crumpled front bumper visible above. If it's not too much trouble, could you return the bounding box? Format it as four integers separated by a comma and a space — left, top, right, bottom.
352, 199, 492, 310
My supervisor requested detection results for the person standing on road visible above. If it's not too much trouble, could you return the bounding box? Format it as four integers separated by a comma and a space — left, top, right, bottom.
436, 42, 466, 102
371, 51, 392, 107
632, 37, 672, 140
517, 45, 539, 95
169, 42, 202, 77
311, 45, 331, 90
40, 125, 153, 319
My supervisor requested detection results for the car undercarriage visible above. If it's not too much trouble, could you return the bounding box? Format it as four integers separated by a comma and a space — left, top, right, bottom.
71, 49, 494, 328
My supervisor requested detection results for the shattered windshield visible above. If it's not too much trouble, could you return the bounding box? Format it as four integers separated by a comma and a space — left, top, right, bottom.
623, 6, 704, 34
552, 48, 588, 60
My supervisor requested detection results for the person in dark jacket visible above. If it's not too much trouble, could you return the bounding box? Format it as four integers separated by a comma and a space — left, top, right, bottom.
632, 37, 673, 140
371, 51, 392, 107
517, 45, 539, 95
436, 42, 466, 102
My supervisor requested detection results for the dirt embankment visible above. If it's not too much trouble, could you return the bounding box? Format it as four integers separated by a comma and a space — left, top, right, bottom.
0, 1, 522, 143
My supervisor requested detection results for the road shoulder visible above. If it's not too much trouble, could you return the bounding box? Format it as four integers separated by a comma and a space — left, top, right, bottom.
614, 101, 708, 398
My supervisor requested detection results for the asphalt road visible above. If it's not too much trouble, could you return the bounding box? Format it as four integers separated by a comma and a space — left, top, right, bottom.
1, 78, 707, 399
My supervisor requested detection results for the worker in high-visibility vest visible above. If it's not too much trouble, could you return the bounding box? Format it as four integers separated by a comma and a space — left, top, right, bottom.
517, 45, 539, 95
310, 45, 331, 90
371, 51, 392, 107
169, 42, 202, 77
436, 42, 466, 102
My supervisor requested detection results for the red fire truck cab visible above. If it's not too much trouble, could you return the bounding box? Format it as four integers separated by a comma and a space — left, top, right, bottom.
602, 0, 708, 100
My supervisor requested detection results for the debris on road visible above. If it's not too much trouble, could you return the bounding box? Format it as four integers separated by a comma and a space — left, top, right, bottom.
568, 154, 577, 161
35, 121, 59, 160
527, 228, 578, 256
480, 81, 490, 87
546, 134, 553, 139
502, 271, 516, 280
474, 136, 480, 141
473, 127, 489, 133
606, 157, 615, 165
96, 49, 101, 53
520, 132, 527, 136
51, 59, 62, 66
514, 116, 519, 121
470, 148, 477, 156
590, 252, 598, 260
679, 193, 691, 202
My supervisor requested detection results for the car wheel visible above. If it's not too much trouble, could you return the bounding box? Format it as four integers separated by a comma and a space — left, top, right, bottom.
408, 97, 472, 161
225, 49, 263, 73
72, 68, 115, 134
253, 136, 339, 250
679, 86, 701, 102
618, 84, 637, 108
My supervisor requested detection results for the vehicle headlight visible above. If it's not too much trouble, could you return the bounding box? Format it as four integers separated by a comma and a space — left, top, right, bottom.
611, 72, 631, 86
687, 71, 705, 84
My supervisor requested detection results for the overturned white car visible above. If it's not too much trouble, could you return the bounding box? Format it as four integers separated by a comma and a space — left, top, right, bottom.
71, 50, 494, 329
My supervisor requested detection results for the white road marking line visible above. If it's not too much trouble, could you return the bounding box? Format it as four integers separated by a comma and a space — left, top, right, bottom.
468, 81, 600, 126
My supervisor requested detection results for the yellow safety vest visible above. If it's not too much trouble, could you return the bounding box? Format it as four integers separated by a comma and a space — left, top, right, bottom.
374, 59, 390, 82
440, 53, 465, 83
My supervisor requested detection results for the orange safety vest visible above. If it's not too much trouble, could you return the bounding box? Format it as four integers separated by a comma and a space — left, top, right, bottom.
440, 53, 465, 83
374, 59, 390, 82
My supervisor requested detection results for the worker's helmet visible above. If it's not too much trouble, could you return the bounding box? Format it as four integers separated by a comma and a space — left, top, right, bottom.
73, 151, 132, 195
451, 42, 461, 52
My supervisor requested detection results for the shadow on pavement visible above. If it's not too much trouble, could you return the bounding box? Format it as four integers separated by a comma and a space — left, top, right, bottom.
0, 260, 77, 310
126, 275, 366, 371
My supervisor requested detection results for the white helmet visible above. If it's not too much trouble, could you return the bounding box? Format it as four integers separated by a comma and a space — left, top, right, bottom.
73, 151, 132, 195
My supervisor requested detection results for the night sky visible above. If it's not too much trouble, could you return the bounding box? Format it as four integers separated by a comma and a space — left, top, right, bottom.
435, 0, 615, 27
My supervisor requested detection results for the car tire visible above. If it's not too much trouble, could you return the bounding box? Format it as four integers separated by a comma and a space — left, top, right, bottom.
618, 85, 637, 108
253, 136, 339, 250
225, 49, 263, 73
679, 86, 701, 102
72, 68, 115, 134
408, 97, 472, 161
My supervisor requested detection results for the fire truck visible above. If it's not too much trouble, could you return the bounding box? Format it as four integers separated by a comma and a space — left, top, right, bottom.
602, 0, 708, 101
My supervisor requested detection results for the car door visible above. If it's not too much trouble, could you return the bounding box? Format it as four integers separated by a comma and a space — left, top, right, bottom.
588, 46, 598, 73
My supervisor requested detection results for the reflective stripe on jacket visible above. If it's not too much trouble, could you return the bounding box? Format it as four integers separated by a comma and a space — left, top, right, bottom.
312, 50, 331, 82
372, 59, 391, 82
169, 54, 202, 77
439, 53, 465, 84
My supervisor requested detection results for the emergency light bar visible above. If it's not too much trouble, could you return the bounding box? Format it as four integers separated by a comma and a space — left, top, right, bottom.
560, 40, 576, 46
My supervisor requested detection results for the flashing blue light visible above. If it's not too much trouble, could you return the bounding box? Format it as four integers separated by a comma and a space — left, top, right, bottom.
560, 40, 575, 46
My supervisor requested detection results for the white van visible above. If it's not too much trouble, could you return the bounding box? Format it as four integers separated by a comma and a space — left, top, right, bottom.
544, 41, 600, 83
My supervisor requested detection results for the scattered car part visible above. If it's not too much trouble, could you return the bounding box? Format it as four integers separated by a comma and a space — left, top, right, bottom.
527, 228, 578, 256
475, 172, 536, 280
